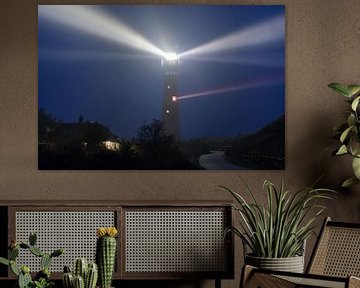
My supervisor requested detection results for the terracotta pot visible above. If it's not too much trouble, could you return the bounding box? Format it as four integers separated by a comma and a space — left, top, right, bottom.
245, 254, 305, 273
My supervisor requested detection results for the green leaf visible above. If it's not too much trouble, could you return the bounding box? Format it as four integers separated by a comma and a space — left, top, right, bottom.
0, 257, 9, 266
328, 83, 350, 97
347, 114, 356, 129
336, 145, 348, 155
351, 96, 360, 111
340, 126, 353, 143
342, 177, 360, 188
352, 157, 360, 179
347, 85, 360, 97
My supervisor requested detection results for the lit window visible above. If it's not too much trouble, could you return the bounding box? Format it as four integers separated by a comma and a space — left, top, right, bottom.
166, 109, 170, 114
167, 85, 171, 89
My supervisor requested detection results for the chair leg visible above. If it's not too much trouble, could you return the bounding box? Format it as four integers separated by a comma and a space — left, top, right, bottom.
240, 265, 255, 288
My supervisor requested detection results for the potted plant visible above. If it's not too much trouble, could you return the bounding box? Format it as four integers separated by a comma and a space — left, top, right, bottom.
221, 179, 334, 273
328, 83, 360, 187
0, 232, 63, 288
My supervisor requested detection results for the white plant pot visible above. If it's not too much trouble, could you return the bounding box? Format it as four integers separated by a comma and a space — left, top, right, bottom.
245, 254, 305, 273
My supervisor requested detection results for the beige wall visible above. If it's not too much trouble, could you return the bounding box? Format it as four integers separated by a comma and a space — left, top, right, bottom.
1, 0, 360, 287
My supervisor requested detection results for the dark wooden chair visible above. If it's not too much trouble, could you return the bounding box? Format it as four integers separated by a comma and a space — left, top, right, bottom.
241, 217, 360, 288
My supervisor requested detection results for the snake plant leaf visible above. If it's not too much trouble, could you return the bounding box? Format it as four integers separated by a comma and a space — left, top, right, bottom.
347, 85, 360, 97
336, 145, 348, 155
352, 157, 360, 179
351, 96, 360, 111
342, 177, 360, 188
328, 83, 351, 97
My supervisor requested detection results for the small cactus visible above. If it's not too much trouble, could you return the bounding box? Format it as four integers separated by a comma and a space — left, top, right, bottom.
18, 269, 32, 288
9, 246, 19, 260
63, 272, 74, 288
0, 232, 63, 288
29, 245, 44, 257
74, 258, 88, 279
29, 232, 37, 246
96, 227, 118, 288
74, 275, 85, 288
41, 253, 52, 270
63, 259, 98, 288
85, 263, 98, 288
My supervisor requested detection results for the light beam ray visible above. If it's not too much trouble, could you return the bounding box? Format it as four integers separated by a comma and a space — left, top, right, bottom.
179, 15, 284, 58
38, 5, 166, 57
184, 55, 284, 67
39, 49, 159, 62
176, 75, 283, 101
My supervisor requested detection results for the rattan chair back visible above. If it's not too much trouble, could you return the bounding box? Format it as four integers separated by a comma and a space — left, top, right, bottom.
307, 217, 360, 278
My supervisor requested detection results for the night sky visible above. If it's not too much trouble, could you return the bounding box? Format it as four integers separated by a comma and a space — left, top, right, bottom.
38, 5, 285, 140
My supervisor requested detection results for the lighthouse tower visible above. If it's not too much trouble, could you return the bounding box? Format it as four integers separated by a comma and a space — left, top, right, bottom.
162, 52, 180, 140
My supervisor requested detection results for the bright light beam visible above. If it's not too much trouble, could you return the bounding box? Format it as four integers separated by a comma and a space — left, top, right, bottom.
38, 5, 166, 57
176, 75, 283, 101
184, 55, 284, 67
39, 49, 160, 62
179, 15, 284, 58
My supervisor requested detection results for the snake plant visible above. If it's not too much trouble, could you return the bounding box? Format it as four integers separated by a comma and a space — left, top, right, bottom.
221, 178, 335, 258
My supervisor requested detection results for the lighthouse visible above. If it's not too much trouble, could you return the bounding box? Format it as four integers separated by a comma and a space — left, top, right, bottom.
162, 52, 180, 140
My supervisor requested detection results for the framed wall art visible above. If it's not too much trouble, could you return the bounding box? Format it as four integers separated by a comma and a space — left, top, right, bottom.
38, 5, 285, 170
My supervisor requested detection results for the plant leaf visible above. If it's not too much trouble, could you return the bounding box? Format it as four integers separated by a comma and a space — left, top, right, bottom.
340, 126, 353, 143
347, 85, 360, 97
352, 157, 360, 179
336, 145, 348, 155
328, 83, 350, 97
342, 177, 360, 188
351, 96, 360, 111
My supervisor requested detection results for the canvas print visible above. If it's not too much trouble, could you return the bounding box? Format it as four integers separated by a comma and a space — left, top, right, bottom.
38, 5, 285, 170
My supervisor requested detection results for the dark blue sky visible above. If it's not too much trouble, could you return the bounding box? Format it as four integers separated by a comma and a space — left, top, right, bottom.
38, 5, 285, 140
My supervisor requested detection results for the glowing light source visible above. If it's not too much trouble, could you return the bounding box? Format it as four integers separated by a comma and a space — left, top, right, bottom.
166, 109, 170, 114
172, 96, 177, 102
38, 5, 165, 57
164, 52, 179, 62
179, 15, 284, 58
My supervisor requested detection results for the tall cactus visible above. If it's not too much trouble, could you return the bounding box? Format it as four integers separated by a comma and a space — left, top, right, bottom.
96, 227, 118, 288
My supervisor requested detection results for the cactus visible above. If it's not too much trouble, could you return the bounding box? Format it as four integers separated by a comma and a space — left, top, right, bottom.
0, 232, 63, 288
85, 263, 98, 288
29, 245, 44, 257
74, 258, 88, 279
96, 227, 118, 288
74, 275, 85, 288
9, 246, 19, 260
41, 253, 52, 270
18, 266, 32, 288
63, 260, 98, 288
29, 232, 37, 246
